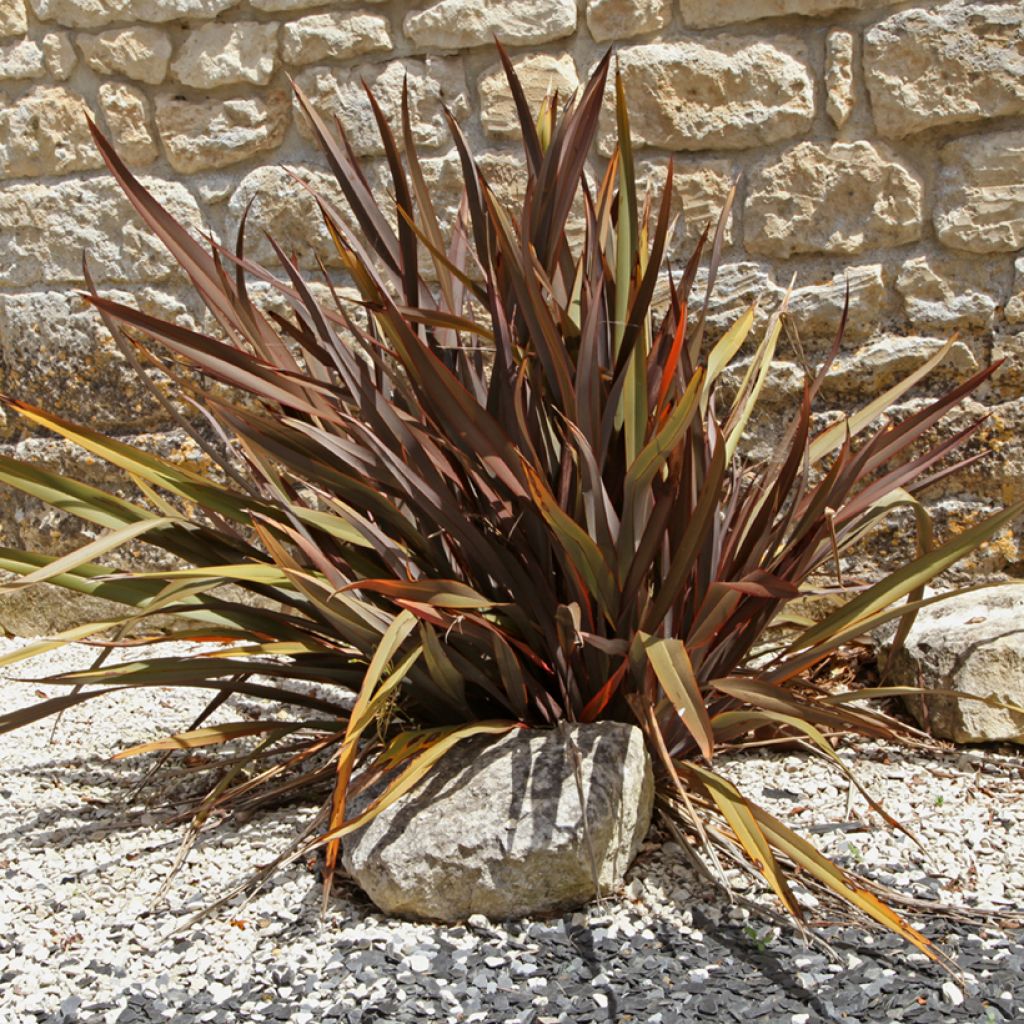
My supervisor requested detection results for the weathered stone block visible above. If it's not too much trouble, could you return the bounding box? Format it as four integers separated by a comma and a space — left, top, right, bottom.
0, 289, 199, 442
253, 0, 384, 8
885, 587, 1024, 744
98, 82, 158, 167
745, 142, 922, 257
0, 177, 204, 287
77, 27, 171, 85
600, 39, 814, 154
156, 93, 289, 174
479, 54, 578, 140
0, 1, 27, 37
865, 4, 1024, 138
787, 264, 890, 344
172, 21, 278, 89
281, 11, 392, 65
226, 165, 347, 270
1006, 259, 1024, 326
822, 335, 977, 400
0, 39, 45, 80
934, 131, 1024, 255
825, 29, 853, 128
0, 85, 101, 178
41, 32, 75, 79
343, 723, 654, 921
678, 0, 900, 29
896, 256, 1006, 331
637, 158, 735, 253
404, 0, 577, 48
28, 0, 236, 28
294, 58, 467, 157
586, 0, 670, 42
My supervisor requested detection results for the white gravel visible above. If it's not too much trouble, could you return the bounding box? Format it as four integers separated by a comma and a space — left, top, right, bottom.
2, 639, 1023, 1024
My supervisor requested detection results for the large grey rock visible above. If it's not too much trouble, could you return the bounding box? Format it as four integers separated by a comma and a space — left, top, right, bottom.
886, 587, 1024, 744
343, 722, 654, 921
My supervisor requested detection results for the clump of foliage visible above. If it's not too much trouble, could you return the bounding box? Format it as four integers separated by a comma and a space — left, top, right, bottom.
0, 48, 1018, 963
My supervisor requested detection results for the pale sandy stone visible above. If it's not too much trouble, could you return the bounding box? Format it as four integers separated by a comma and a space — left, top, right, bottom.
678, 0, 900, 29
825, 29, 853, 128
0, 176, 204, 286
172, 22, 278, 89
934, 131, 1024, 255
156, 93, 290, 174
226, 164, 346, 269
1006, 259, 1024, 326
0, 1, 27, 37
253, 0, 384, 8
281, 12, 392, 66
404, 0, 577, 49
0, 289, 197, 441
601, 39, 813, 154
294, 58, 468, 157
787, 264, 890, 342
745, 142, 921, 258
637, 158, 735, 253
77, 27, 171, 85
29, 0, 236, 28
896, 256, 1005, 330
479, 54, 578, 139
687, 261, 784, 336
823, 335, 977, 398
0, 85, 102, 178
0, 38, 45, 79
586, 0, 670, 42
865, 4, 1024, 138
41, 32, 75, 79
98, 82, 157, 167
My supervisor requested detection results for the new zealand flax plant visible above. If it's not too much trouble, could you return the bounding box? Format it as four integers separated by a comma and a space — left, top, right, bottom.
1, 48, 1020, 964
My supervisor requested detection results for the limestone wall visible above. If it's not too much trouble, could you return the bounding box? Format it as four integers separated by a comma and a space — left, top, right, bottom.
0, 0, 1022, 629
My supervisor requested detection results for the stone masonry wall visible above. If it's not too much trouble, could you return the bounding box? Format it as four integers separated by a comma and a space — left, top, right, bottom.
0, 0, 1022, 630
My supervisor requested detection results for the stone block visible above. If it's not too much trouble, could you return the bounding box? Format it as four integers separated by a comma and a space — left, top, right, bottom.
825, 29, 853, 128
1006, 259, 1024, 326
479, 54, 578, 140
0, 39, 45, 80
885, 587, 1024, 744
281, 11, 392, 65
934, 131, 1024, 255
98, 82, 158, 167
745, 142, 921, 257
787, 264, 890, 345
41, 32, 75, 79
678, 0, 900, 29
600, 39, 814, 154
404, 0, 577, 48
28, 0, 236, 28
0, 85, 101, 178
865, 4, 1024, 138
896, 256, 1007, 331
636, 158, 735, 254
171, 21, 278, 89
155, 93, 289, 174
586, 0, 670, 42
343, 722, 654, 921
294, 58, 467, 157
0, 1, 27, 37
821, 334, 978, 400
253, 0, 384, 8
77, 27, 171, 85
0, 289, 199, 442
0, 176, 204, 287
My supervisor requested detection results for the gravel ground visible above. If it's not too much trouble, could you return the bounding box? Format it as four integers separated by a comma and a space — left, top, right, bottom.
2, 639, 1023, 1024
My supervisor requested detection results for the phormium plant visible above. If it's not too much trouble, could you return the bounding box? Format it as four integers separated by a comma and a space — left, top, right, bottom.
1, 48, 1018, 965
